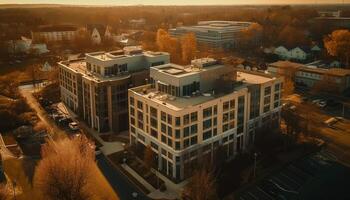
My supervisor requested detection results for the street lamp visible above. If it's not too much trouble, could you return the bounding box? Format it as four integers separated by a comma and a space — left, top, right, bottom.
253, 153, 258, 179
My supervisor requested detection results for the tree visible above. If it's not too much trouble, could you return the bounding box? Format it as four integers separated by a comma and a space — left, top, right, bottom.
34, 136, 95, 200
73, 28, 92, 51
0, 184, 9, 200
283, 78, 295, 97
181, 33, 197, 64
239, 23, 263, 48
182, 168, 218, 200
143, 145, 154, 171
324, 30, 350, 68
156, 28, 182, 63
278, 25, 308, 48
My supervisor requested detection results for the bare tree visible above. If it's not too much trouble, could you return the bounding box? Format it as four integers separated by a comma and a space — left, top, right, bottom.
0, 184, 9, 200
182, 168, 218, 200
143, 145, 154, 171
34, 135, 95, 200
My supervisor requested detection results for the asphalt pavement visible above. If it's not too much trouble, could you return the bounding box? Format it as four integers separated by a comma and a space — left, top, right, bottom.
96, 154, 150, 200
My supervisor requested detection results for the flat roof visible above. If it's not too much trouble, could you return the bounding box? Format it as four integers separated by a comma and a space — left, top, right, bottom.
237, 71, 275, 84
59, 60, 132, 82
269, 61, 304, 69
86, 49, 168, 62
130, 85, 245, 111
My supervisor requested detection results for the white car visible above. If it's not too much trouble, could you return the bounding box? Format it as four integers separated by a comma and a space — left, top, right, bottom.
317, 101, 327, 108
68, 122, 79, 131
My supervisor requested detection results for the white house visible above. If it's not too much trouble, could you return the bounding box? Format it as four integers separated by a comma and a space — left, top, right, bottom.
274, 46, 290, 59
41, 61, 52, 72
104, 26, 113, 40
31, 43, 49, 55
311, 45, 322, 52
6, 36, 32, 54
91, 28, 102, 45
289, 47, 309, 61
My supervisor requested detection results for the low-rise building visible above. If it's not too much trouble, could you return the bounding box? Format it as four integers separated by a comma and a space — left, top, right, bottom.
59, 46, 170, 133
169, 21, 257, 49
31, 24, 79, 43
128, 58, 283, 182
268, 61, 350, 93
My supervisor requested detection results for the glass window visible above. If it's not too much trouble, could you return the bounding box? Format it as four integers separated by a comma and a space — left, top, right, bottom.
137, 101, 143, 109
161, 111, 166, 122
175, 117, 181, 126
184, 126, 190, 137
191, 112, 198, 122
183, 114, 190, 125
161, 123, 167, 133
175, 142, 180, 150
203, 107, 212, 118
203, 130, 212, 140
168, 126, 173, 137
223, 101, 229, 111
175, 129, 181, 139
203, 119, 212, 130
130, 97, 134, 106
191, 124, 198, 134
167, 114, 172, 124
230, 100, 235, 109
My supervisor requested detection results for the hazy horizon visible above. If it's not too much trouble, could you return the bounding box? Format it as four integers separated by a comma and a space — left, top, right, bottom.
0, 0, 349, 6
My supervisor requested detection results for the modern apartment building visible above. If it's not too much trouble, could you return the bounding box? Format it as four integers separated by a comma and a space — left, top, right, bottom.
31, 25, 79, 43
59, 46, 170, 133
169, 21, 257, 49
128, 58, 283, 182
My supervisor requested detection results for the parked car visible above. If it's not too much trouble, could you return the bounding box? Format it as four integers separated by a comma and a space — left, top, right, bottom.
68, 122, 79, 131
317, 101, 327, 108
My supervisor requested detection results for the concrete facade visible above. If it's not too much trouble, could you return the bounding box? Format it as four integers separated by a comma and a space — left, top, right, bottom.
128, 58, 283, 182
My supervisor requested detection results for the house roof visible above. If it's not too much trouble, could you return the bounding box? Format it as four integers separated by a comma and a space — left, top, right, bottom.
269, 61, 304, 69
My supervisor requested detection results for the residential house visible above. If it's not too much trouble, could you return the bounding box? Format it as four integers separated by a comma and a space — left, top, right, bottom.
31, 24, 79, 43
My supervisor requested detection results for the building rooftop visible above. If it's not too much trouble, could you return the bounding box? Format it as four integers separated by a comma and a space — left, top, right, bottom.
170, 21, 254, 33
269, 61, 304, 69
131, 70, 277, 111
35, 24, 78, 32
86, 46, 168, 61
59, 59, 132, 82
236, 70, 275, 85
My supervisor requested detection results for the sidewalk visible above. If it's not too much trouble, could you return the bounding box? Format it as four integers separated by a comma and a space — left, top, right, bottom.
58, 103, 125, 156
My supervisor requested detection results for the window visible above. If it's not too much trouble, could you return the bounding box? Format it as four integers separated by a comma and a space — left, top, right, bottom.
167, 114, 172, 124
130, 107, 135, 116
264, 86, 271, 95
203, 107, 212, 118
203, 119, 212, 130
191, 124, 198, 134
151, 142, 158, 150
161, 123, 167, 133
161, 135, 166, 143
175, 129, 181, 139
183, 114, 190, 125
168, 126, 173, 137
175, 142, 180, 150
151, 129, 158, 138
191, 112, 198, 122
191, 136, 197, 145
213, 117, 217, 126
130, 97, 134, 106
168, 138, 173, 147
150, 107, 157, 117
203, 130, 212, 140
230, 100, 235, 109
223, 101, 229, 111
223, 113, 229, 122
175, 117, 181, 126
275, 83, 280, 91
223, 124, 229, 132
161, 111, 166, 122
137, 101, 143, 109
184, 127, 190, 137
184, 139, 190, 148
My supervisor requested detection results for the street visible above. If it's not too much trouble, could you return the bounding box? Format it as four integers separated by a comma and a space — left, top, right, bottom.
96, 154, 149, 200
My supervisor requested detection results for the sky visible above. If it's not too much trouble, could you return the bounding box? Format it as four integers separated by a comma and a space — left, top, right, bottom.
0, 0, 349, 5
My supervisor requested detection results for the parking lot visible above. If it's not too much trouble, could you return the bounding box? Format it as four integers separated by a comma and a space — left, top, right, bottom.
238, 150, 349, 200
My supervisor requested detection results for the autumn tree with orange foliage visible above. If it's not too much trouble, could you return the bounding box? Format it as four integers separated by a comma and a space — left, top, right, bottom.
324, 29, 350, 68
239, 23, 263, 49
181, 33, 197, 64
34, 136, 95, 200
278, 25, 309, 48
156, 29, 182, 63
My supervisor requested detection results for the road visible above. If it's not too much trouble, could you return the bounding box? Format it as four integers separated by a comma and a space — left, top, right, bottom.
18, 84, 120, 199
96, 154, 149, 200
285, 94, 350, 166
